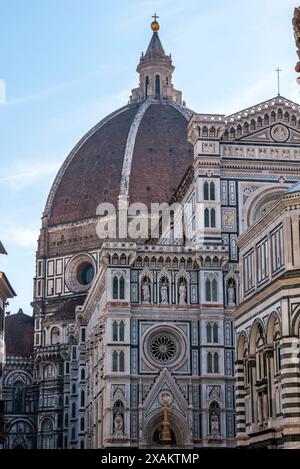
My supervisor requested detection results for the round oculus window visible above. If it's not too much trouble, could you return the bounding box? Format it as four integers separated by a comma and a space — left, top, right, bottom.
77, 262, 94, 286
65, 254, 96, 293
149, 333, 178, 364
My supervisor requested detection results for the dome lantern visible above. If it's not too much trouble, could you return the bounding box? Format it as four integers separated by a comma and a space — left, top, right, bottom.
130, 15, 182, 105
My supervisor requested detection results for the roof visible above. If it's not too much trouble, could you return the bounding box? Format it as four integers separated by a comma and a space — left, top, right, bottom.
48, 297, 85, 321
44, 101, 193, 227
0, 272, 16, 299
287, 181, 300, 193
144, 32, 166, 60
0, 241, 7, 255
5, 309, 34, 357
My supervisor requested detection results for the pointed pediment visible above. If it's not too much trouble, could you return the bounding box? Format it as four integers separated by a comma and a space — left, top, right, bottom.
225, 96, 300, 143
143, 368, 188, 420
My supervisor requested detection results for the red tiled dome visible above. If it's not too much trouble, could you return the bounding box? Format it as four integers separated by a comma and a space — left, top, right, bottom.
5, 309, 34, 357
44, 101, 193, 227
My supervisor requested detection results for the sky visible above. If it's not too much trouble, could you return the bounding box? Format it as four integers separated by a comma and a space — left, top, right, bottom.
0, 0, 299, 315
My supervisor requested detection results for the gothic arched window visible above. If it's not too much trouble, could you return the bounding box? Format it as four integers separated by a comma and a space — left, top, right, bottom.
291, 114, 297, 127
257, 116, 262, 127
14, 382, 25, 414
80, 417, 85, 432
71, 427, 75, 441
71, 403, 76, 418
207, 352, 213, 373
211, 208, 216, 228
207, 323, 212, 343
80, 390, 85, 408
65, 413, 69, 428
213, 323, 218, 343
119, 276, 125, 299
112, 320, 118, 341
113, 277, 118, 299
119, 321, 125, 341
264, 114, 269, 125
206, 278, 211, 302
271, 111, 276, 122
155, 75, 160, 98
204, 208, 210, 228
112, 351, 118, 372
119, 351, 125, 372
212, 278, 218, 302
80, 368, 85, 381
210, 182, 215, 200
51, 327, 60, 345
145, 76, 149, 98
214, 352, 219, 373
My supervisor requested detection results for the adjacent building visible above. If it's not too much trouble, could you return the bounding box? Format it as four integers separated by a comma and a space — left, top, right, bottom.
0, 241, 16, 448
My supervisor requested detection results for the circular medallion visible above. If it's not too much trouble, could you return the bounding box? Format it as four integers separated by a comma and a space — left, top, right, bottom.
270, 124, 289, 143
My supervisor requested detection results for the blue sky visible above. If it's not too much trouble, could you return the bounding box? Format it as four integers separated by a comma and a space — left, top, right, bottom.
0, 0, 299, 315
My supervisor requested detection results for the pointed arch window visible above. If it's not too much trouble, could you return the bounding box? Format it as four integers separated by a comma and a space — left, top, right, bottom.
113, 277, 118, 299
204, 181, 209, 200
112, 321, 118, 341
112, 351, 118, 372
112, 350, 125, 372
210, 182, 215, 201
206, 278, 211, 302
145, 76, 149, 98
213, 323, 218, 343
207, 352, 213, 373
119, 321, 125, 341
205, 276, 218, 302
206, 323, 212, 343
80, 368, 85, 381
80, 418, 85, 432
71, 403, 76, 418
211, 208, 216, 228
119, 277, 125, 299
80, 390, 85, 408
204, 208, 210, 228
212, 278, 218, 301
119, 351, 125, 372
113, 275, 125, 300
155, 75, 160, 98
112, 320, 125, 342
214, 352, 219, 373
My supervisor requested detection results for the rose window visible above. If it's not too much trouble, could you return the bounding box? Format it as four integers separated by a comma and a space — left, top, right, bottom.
149, 333, 178, 364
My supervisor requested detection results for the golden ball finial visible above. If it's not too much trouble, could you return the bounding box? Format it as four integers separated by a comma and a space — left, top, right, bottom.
151, 21, 160, 32
151, 14, 160, 32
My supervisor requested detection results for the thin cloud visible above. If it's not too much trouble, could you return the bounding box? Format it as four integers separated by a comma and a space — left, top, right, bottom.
0, 160, 62, 189
4, 69, 105, 107
0, 224, 39, 248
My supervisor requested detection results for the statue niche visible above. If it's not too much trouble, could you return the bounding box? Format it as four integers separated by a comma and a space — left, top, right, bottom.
113, 400, 124, 437
160, 277, 169, 304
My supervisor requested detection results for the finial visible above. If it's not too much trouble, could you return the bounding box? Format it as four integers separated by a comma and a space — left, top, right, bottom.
151, 13, 160, 32
275, 67, 282, 96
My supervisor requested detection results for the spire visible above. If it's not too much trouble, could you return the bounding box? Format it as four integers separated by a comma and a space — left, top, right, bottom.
130, 16, 182, 105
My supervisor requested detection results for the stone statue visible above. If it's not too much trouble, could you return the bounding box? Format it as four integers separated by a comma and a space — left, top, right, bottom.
227, 282, 236, 305
179, 281, 186, 305
114, 412, 124, 435
210, 413, 220, 437
160, 280, 168, 304
142, 279, 150, 303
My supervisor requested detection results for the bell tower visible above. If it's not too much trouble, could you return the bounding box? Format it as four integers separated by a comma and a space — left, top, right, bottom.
130, 15, 182, 104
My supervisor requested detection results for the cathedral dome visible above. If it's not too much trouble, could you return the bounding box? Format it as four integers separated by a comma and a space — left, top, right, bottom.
43, 24, 193, 227
44, 102, 193, 227
5, 309, 34, 357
